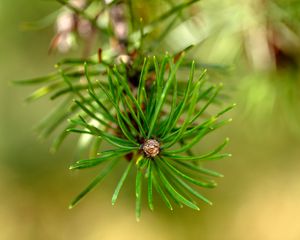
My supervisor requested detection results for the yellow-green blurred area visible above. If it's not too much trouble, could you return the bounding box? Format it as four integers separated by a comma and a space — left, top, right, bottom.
1, 0, 300, 239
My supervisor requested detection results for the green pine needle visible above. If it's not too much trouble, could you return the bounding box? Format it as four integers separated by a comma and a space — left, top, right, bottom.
15, 0, 233, 220
20, 54, 233, 219
112, 160, 134, 205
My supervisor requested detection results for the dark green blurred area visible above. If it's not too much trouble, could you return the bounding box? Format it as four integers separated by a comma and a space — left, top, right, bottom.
1, 0, 300, 239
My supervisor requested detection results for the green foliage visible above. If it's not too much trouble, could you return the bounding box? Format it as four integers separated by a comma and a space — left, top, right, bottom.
15, 0, 233, 220
66, 54, 232, 220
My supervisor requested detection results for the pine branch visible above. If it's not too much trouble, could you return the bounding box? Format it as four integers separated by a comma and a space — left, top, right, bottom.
15, 0, 233, 220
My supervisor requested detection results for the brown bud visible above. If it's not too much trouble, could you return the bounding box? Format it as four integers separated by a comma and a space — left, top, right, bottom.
142, 139, 160, 158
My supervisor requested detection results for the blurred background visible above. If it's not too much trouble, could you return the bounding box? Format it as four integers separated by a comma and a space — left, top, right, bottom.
1, 0, 300, 239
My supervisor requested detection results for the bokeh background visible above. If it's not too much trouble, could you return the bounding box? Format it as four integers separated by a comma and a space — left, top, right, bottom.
1, 0, 300, 239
